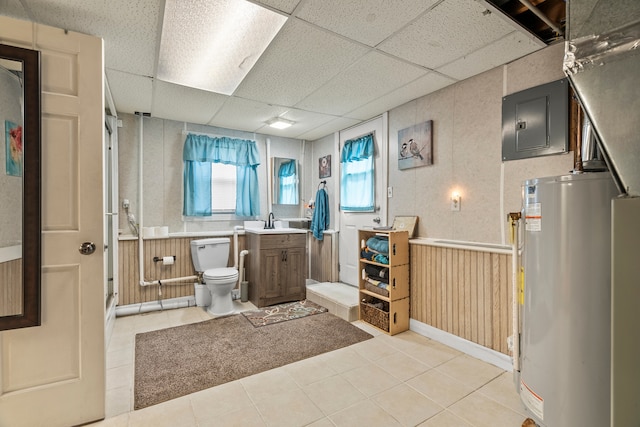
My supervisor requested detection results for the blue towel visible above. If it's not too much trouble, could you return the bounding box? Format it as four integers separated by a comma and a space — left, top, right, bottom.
311, 188, 329, 240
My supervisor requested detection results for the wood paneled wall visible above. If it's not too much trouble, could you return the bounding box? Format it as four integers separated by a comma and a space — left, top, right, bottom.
0, 258, 22, 316
309, 233, 337, 283
118, 235, 245, 305
410, 243, 512, 355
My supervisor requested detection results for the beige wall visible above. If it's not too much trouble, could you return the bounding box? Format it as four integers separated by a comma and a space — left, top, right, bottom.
387, 42, 572, 245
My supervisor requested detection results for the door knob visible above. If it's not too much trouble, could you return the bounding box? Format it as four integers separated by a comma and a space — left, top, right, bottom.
373, 217, 381, 224
79, 242, 96, 255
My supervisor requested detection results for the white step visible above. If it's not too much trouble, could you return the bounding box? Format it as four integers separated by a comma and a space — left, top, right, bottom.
306, 282, 359, 322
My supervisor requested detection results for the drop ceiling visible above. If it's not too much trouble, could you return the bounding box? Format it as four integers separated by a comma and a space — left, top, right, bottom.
1, 0, 559, 141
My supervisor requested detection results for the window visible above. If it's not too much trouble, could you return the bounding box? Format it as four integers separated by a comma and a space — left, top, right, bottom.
340, 134, 375, 212
211, 163, 236, 212
183, 134, 260, 217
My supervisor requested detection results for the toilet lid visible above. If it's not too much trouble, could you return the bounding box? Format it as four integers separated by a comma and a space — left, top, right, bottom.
203, 267, 238, 280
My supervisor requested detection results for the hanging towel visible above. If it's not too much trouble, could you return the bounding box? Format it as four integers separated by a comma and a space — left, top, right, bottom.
311, 187, 330, 240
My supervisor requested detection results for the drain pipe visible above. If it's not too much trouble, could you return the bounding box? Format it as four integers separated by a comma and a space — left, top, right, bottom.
233, 225, 249, 292
136, 112, 146, 286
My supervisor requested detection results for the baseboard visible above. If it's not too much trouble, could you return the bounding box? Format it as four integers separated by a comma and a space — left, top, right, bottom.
410, 319, 513, 371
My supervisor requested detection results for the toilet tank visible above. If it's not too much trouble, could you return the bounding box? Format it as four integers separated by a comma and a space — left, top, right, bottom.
190, 238, 230, 272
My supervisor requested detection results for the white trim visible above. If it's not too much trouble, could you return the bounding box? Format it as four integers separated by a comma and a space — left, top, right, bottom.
410, 319, 514, 372
409, 237, 511, 254
0, 245, 21, 262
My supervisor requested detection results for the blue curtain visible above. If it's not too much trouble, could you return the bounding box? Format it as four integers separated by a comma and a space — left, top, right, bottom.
183, 134, 260, 217
340, 134, 375, 212
278, 160, 298, 205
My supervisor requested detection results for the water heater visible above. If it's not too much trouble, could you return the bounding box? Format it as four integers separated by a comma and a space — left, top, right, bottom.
519, 172, 618, 426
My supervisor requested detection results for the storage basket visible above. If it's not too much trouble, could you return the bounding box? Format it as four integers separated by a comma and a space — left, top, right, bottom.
360, 295, 389, 332
364, 280, 389, 298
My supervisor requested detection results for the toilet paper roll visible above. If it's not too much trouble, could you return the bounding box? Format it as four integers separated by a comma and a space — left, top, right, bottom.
162, 256, 174, 265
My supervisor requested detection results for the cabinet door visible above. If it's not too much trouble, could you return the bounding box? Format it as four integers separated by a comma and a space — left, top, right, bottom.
282, 247, 305, 298
261, 248, 283, 300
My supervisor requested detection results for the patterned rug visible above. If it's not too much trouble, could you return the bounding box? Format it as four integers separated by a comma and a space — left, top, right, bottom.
241, 299, 328, 327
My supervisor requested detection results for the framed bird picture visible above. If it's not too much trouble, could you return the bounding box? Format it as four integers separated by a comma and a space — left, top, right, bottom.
398, 120, 433, 170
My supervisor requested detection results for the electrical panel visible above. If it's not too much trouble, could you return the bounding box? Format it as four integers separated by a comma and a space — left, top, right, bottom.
502, 78, 568, 161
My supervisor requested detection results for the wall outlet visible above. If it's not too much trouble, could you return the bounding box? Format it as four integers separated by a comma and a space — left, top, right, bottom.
387, 186, 393, 198
122, 199, 130, 209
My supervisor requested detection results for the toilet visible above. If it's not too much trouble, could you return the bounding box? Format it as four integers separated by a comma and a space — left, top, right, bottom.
190, 238, 239, 316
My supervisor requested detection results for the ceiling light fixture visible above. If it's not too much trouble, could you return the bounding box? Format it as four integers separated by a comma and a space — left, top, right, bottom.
157, 0, 287, 95
266, 117, 295, 129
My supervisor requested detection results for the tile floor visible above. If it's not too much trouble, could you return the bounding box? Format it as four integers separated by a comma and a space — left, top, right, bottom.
90, 302, 531, 427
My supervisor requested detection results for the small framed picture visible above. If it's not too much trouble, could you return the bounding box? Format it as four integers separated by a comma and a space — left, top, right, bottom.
398, 120, 433, 170
319, 154, 331, 178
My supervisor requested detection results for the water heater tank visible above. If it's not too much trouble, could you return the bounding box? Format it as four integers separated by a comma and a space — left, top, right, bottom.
519, 172, 618, 426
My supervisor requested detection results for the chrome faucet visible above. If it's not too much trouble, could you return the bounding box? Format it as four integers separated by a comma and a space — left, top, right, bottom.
265, 212, 275, 229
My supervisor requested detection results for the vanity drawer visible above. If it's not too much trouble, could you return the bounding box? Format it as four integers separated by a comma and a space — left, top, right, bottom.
258, 233, 306, 249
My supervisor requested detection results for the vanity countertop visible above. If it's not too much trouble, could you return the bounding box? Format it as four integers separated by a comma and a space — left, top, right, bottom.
244, 227, 307, 235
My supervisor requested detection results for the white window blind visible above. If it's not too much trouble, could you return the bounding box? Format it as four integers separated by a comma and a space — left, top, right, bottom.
211, 163, 236, 212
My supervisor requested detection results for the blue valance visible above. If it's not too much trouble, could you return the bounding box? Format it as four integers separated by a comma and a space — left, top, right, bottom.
340, 134, 374, 162
278, 159, 296, 177
183, 134, 260, 166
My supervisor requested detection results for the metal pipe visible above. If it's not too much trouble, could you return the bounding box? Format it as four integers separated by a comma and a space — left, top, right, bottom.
143, 275, 198, 286
137, 113, 145, 285
115, 295, 194, 317
517, 0, 564, 36
508, 212, 522, 372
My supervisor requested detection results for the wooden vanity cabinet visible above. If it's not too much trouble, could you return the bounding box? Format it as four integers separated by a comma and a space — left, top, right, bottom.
246, 232, 307, 307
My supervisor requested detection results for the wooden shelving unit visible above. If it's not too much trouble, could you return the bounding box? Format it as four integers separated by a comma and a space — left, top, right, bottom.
358, 229, 410, 335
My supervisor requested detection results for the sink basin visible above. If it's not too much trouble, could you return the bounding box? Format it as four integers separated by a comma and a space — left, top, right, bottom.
244, 227, 307, 235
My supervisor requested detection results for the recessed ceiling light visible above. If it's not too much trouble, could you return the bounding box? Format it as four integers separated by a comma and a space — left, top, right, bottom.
157, 0, 287, 95
266, 117, 294, 129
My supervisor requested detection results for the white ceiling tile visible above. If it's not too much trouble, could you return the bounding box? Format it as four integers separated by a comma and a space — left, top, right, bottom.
295, 0, 438, 47
437, 32, 543, 81
253, 0, 301, 14
208, 96, 289, 133
296, 51, 428, 115
151, 81, 227, 125
25, 0, 161, 76
106, 69, 153, 115
346, 72, 457, 120
296, 117, 363, 141
234, 18, 369, 106
379, 0, 514, 69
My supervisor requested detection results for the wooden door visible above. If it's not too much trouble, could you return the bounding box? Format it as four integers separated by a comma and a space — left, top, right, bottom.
282, 247, 305, 300
262, 248, 282, 301
0, 18, 105, 427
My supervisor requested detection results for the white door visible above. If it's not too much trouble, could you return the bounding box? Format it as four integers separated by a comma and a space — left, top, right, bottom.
338, 115, 388, 286
0, 20, 105, 427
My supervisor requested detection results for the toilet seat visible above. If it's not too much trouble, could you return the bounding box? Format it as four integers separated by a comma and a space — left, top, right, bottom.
203, 267, 238, 282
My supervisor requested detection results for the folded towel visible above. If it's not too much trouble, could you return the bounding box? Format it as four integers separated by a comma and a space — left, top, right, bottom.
366, 236, 389, 255
364, 264, 389, 283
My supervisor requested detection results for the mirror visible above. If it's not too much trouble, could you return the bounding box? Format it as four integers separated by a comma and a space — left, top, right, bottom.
272, 157, 299, 205
0, 44, 41, 330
